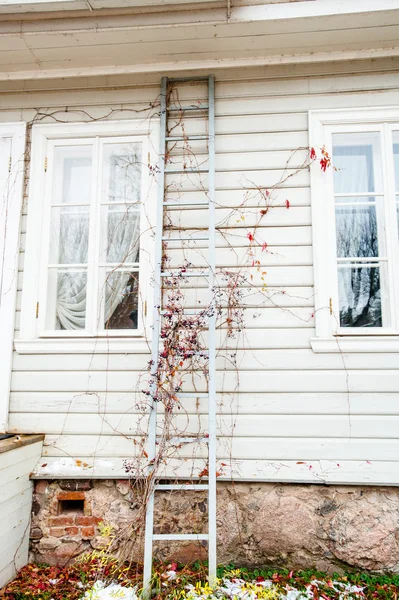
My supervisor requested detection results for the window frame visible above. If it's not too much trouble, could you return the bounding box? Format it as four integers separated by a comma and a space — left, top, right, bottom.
17, 120, 157, 353
309, 107, 399, 353
0, 122, 26, 428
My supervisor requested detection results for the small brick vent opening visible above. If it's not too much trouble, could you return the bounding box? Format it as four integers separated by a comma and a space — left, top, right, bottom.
58, 499, 84, 514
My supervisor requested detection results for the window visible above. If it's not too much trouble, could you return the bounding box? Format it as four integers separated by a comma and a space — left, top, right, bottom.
18, 121, 156, 351
309, 108, 399, 352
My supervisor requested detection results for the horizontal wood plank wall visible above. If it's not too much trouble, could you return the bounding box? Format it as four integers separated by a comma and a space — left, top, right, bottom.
0, 439, 43, 586
5, 58, 399, 484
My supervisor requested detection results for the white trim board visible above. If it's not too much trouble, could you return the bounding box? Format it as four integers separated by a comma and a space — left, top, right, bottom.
0, 123, 26, 433
2, 47, 399, 83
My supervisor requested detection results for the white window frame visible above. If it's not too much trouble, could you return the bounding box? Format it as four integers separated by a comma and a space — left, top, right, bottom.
17, 120, 157, 354
0, 122, 26, 430
309, 107, 399, 353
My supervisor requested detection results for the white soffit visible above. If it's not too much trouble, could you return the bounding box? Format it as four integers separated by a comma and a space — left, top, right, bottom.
0, 0, 399, 79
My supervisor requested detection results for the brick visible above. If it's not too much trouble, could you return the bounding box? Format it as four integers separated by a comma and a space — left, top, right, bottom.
75, 515, 102, 526
65, 526, 79, 536
49, 527, 65, 538
81, 526, 95, 538
35, 481, 48, 495
58, 491, 86, 501
49, 515, 75, 526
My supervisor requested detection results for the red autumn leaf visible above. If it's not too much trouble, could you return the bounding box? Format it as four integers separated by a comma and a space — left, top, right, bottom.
320, 158, 328, 172
310, 147, 317, 160
261, 242, 268, 252
288, 571, 294, 578
296, 461, 306, 464
247, 232, 254, 242
285, 199, 290, 209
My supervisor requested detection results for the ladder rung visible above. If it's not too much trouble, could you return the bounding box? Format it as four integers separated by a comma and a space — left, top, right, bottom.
162, 436, 209, 444
165, 167, 208, 174
155, 484, 209, 491
160, 309, 208, 315
163, 201, 209, 207
167, 76, 210, 83
165, 135, 209, 142
162, 235, 209, 242
175, 393, 209, 398
161, 271, 209, 277
167, 105, 209, 112
153, 534, 209, 541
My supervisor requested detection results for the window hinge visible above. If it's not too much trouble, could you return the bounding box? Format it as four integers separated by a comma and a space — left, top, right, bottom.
44, 157, 48, 172
36, 302, 39, 319
329, 297, 333, 315
8, 155, 11, 173
144, 300, 147, 317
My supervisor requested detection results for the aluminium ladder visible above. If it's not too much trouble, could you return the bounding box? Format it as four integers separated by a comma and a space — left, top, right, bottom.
143, 75, 217, 593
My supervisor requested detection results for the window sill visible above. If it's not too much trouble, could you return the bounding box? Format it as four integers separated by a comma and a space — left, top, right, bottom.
310, 336, 399, 353
14, 338, 151, 354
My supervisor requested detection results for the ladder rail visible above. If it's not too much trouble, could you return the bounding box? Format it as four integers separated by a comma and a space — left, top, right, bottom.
143, 75, 168, 595
207, 74, 217, 584
143, 75, 217, 594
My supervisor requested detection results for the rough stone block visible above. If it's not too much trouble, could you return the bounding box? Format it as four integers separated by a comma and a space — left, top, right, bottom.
35, 481, 48, 495
59, 480, 93, 492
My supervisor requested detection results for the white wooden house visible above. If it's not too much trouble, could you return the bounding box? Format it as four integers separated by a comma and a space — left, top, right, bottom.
1, 0, 399, 573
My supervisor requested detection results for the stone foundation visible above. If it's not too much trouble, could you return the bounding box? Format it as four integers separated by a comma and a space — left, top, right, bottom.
30, 480, 399, 572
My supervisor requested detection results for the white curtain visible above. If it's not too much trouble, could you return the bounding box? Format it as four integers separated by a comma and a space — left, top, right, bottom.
56, 209, 140, 330
104, 209, 141, 325
333, 140, 381, 327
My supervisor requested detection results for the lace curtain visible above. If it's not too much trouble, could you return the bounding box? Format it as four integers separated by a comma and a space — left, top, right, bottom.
56, 207, 140, 331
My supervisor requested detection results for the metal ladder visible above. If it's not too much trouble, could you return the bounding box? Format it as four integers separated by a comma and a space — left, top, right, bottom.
143, 75, 217, 593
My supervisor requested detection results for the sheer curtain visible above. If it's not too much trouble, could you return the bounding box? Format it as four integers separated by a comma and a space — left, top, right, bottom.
55, 207, 140, 330
104, 209, 141, 325
333, 140, 381, 327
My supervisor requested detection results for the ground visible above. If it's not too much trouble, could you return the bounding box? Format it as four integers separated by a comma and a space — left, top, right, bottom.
2, 561, 399, 600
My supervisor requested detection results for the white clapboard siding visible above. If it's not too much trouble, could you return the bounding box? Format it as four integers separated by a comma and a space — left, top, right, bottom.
7, 60, 399, 484
12, 349, 399, 372
40, 435, 399, 462
9, 412, 399, 439
0, 438, 43, 587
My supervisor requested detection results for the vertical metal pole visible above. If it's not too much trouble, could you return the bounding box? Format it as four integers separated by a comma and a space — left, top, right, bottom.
207, 74, 217, 583
143, 76, 168, 597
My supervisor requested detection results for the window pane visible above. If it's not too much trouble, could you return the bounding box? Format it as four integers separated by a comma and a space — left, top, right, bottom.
332, 133, 380, 194
49, 206, 89, 264
338, 266, 382, 327
102, 143, 142, 204
46, 270, 87, 330
104, 271, 139, 330
101, 205, 140, 264
52, 146, 92, 205
335, 205, 378, 258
